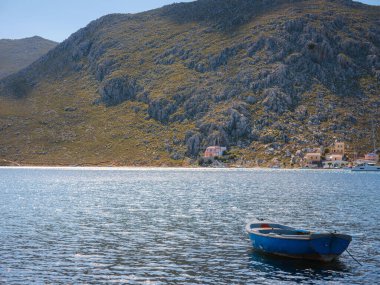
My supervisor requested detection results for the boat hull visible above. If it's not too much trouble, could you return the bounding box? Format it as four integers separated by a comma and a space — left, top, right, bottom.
351, 163, 380, 171
246, 223, 352, 262
352, 169, 380, 172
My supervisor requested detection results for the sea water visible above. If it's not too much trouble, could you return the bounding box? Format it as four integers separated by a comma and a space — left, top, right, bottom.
0, 167, 379, 284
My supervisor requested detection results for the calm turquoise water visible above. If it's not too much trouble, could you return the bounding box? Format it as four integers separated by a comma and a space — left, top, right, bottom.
0, 167, 379, 284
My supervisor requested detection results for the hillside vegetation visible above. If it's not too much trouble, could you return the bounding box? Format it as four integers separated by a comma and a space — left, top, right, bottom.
0, 36, 57, 79
0, 0, 379, 167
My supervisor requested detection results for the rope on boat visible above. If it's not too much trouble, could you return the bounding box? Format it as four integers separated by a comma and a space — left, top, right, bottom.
345, 249, 363, 266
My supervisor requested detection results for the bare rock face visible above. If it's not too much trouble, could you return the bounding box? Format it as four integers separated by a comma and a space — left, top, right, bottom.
204, 129, 230, 148
186, 133, 202, 158
94, 58, 119, 81
262, 88, 294, 114
184, 94, 210, 119
225, 108, 251, 140
148, 98, 177, 124
99, 76, 141, 106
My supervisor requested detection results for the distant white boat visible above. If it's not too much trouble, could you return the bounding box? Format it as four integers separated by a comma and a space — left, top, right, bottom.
352, 120, 379, 172
352, 163, 380, 172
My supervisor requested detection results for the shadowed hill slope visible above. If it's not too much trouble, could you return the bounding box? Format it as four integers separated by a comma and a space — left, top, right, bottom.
0, 0, 379, 166
0, 36, 57, 79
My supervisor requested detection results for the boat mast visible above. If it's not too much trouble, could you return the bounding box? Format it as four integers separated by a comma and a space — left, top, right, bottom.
372, 119, 376, 153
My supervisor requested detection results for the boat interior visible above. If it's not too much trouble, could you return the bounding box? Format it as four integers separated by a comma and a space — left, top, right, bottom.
248, 223, 311, 236
256, 228, 311, 236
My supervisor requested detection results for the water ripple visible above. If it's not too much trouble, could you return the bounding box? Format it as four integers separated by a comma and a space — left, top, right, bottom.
0, 168, 379, 284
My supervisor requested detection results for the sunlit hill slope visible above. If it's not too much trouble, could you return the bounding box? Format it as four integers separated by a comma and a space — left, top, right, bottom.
0, 0, 379, 166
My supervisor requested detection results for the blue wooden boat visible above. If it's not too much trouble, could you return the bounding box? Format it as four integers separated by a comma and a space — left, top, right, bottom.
246, 221, 352, 262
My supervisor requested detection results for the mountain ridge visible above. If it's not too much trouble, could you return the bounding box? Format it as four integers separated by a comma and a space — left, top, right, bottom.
0, 36, 57, 80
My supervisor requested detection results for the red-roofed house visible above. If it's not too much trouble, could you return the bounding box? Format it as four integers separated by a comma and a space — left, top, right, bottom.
204, 146, 227, 158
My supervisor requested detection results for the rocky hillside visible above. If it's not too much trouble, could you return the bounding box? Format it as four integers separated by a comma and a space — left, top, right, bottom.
0, 36, 57, 79
0, 0, 379, 167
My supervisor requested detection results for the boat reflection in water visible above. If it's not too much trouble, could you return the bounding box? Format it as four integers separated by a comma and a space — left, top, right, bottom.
247, 248, 350, 283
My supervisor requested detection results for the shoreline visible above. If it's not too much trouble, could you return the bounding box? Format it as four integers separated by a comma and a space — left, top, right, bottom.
2, 160, 375, 171
0, 165, 354, 171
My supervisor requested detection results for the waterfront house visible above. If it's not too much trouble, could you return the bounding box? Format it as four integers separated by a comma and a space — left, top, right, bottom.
330, 142, 345, 155
322, 153, 349, 168
305, 153, 321, 162
364, 153, 379, 162
303, 152, 322, 168
204, 146, 227, 158
326, 154, 344, 161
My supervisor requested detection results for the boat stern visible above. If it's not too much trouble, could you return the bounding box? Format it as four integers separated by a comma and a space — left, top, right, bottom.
310, 233, 352, 259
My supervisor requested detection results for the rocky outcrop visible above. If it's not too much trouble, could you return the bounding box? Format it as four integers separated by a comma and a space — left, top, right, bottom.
262, 88, 295, 114
224, 108, 251, 141
148, 98, 177, 124
99, 76, 142, 106
185, 132, 202, 157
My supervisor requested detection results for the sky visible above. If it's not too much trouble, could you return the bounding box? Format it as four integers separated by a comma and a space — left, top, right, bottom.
0, 0, 379, 42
